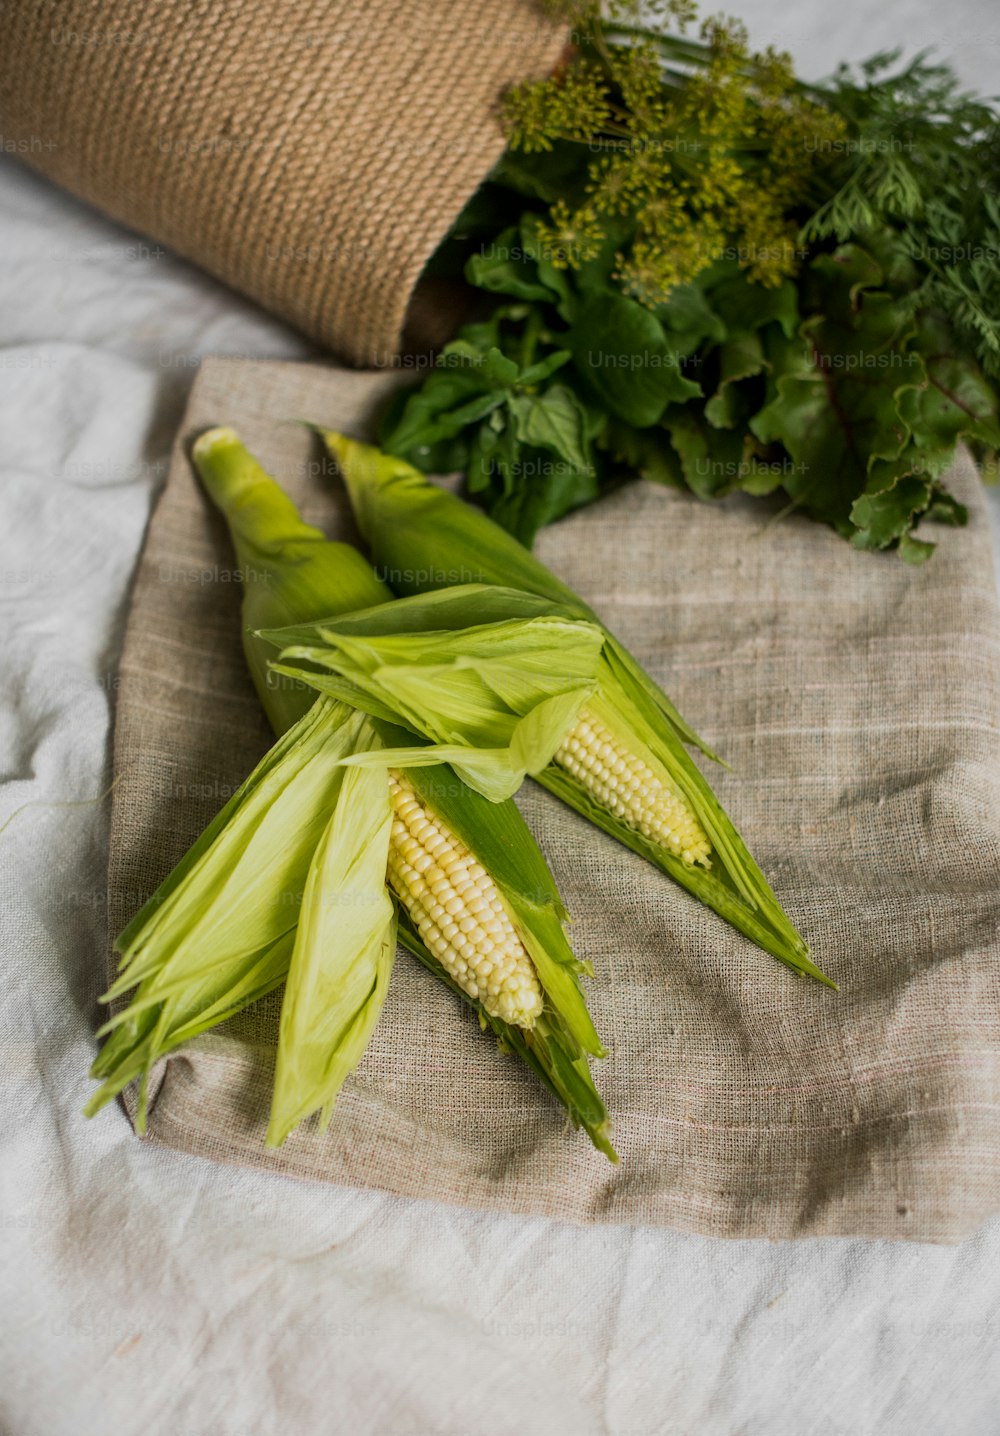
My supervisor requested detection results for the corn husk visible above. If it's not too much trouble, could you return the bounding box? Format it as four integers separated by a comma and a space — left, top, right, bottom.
319, 431, 830, 987
90, 429, 614, 1156
266, 763, 397, 1147
192, 426, 392, 733
398, 762, 613, 1158
264, 590, 604, 801
87, 699, 382, 1129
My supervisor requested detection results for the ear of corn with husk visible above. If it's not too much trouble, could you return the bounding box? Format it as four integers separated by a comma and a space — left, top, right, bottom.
89, 428, 614, 1157
317, 432, 832, 988
390, 763, 611, 1150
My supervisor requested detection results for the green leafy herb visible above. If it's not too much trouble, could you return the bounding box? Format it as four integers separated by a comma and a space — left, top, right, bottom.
382, 0, 1000, 559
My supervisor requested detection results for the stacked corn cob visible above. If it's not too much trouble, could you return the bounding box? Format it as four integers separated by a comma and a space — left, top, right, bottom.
88, 430, 614, 1158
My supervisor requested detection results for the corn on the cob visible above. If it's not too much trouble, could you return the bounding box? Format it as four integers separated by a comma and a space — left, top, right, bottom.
88, 430, 614, 1157
554, 704, 711, 868
320, 431, 833, 987
387, 771, 544, 1027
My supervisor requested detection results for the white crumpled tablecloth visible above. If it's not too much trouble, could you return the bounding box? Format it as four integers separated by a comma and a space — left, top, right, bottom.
2, 6, 1000, 1432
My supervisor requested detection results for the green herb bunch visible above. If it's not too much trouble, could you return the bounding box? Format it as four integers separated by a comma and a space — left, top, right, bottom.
382, 0, 1000, 558
505, 0, 847, 300
803, 51, 1000, 380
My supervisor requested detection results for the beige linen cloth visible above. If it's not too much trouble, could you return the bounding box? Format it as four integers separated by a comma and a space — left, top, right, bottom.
105, 355, 1000, 1241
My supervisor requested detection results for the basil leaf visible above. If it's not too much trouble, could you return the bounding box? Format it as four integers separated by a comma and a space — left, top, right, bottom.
441, 342, 520, 390
466, 229, 559, 304
569, 294, 700, 426
467, 418, 520, 496
518, 349, 572, 386
508, 383, 593, 474
485, 446, 599, 547
380, 368, 490, 461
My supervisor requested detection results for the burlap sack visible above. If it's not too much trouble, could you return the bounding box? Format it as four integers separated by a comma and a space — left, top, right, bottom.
0, 0, 564, 363
104, 355, 1000, 1242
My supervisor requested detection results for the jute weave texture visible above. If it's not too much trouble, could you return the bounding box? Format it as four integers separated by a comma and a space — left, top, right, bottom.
0, 0, 564, 362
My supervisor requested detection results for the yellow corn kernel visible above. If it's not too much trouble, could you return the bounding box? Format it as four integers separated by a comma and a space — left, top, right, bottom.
555, 705, 712, 868
385, 772, 545, 1028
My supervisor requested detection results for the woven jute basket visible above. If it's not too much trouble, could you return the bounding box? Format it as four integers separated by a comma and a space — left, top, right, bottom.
0, 0, 565, 362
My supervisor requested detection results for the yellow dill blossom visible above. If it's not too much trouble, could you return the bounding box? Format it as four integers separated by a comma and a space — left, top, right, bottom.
500, 0, 848, 303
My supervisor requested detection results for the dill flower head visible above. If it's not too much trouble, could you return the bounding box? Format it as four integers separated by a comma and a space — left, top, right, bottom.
500, 0, 847, 302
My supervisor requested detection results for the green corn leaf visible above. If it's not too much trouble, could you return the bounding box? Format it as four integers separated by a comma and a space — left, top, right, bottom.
108, 701, 371, 996
88, 699, 378, 1125
114, 699, 323, 955
396, 907, 616, 1161
88, 935, 298, 1136
334, 687, 593, 804
269, 612, 603, 717
261, 600, 604, 800
267, 764, 397, 1146
260, 583, 563, 640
